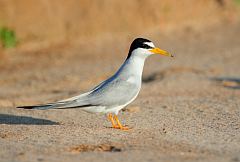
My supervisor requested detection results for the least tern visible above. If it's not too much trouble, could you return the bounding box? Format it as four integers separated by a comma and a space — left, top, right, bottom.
17, 38, 173, 130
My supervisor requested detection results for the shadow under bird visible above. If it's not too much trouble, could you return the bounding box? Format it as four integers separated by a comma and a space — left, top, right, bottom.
17, 38, 173, 130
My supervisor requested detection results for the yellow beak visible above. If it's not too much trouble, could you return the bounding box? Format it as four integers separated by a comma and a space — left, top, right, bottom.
149, 48, 173, 57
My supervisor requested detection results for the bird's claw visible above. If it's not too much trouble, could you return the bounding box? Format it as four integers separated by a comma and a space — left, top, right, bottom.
107, 113, 131, 131
112, 125, 130, 130
112, 125, 131, 130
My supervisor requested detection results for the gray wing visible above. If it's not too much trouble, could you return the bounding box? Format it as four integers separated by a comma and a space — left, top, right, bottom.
17, 73, 140, 110
85, 75, 140, 108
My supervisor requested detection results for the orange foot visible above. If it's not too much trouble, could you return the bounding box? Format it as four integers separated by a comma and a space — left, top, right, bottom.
107, 113, 131, 131
112, 125, 130, 130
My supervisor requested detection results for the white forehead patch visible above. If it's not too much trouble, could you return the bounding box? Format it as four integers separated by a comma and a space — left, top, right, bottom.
144, 42, 155, 48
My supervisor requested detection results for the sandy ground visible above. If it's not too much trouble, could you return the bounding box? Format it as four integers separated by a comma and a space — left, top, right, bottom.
0, 23, 240, 162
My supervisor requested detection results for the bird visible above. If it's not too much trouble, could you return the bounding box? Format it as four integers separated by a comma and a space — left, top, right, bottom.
17, 38, 173, 130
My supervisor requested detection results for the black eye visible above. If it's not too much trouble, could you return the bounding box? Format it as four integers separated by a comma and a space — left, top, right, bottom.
142, 44, 151, 49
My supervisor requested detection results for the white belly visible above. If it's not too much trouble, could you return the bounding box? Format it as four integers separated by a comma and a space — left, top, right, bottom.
81, 105, 124, 115
81, 106, 106, 114
82, 89, 139, 115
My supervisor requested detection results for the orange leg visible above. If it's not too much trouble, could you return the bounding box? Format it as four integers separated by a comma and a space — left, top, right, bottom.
107, 113, 119, 129
113, 115, 130, 130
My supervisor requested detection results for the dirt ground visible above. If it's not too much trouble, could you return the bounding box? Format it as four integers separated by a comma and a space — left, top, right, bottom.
0, 22, 240, 162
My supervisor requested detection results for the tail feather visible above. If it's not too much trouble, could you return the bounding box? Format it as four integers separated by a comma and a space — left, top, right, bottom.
17, 100, 95, 110
17, 104, 56, 110
17, 93, 94, 110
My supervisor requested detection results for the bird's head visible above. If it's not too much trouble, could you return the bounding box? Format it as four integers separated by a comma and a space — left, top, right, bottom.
127, 38, 173, 59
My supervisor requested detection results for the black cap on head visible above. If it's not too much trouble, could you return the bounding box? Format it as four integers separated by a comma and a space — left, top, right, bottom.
127, 38, 152, 59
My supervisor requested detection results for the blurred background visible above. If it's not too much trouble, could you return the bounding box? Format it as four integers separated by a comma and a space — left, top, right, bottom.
0, 0, 240, 107
1, 1, 240, 162
0, 0, 239, 50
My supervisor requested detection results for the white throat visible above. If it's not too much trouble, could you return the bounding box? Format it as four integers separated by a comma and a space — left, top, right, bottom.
114, 47, 153, 83
126, 53, 147, 76
119, 50, 150, 79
